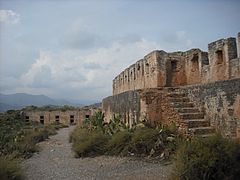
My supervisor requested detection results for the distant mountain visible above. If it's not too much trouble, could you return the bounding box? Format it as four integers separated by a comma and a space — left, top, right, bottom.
0, 93, 82, 112
87, 102, 102, 108
0, 102, 20, 112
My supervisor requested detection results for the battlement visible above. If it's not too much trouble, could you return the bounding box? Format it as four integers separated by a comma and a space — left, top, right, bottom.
113, 33, 240, 95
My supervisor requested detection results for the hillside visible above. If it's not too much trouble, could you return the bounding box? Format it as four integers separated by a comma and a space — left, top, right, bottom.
0, 93, 81, 112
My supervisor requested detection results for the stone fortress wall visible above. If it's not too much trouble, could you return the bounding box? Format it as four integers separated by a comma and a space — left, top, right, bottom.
113, 34, 240, 95
103, 33, 240, 138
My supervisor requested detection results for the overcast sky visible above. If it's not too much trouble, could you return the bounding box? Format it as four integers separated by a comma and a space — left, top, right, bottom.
0, 0, 239, 103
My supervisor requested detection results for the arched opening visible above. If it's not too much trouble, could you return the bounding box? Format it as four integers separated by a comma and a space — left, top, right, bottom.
171, 60, 177, 71
191, 54, 199, 72
215, 50, 223, 64
133, 68, 136, 80
137, 64, 140, 71
145, 63, 149, 74
202, 56, 209, 65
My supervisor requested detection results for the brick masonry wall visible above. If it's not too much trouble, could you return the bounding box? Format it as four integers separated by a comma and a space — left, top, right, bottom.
175, 78, 240, 137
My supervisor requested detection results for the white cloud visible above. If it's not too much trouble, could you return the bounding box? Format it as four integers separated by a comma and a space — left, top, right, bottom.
0, 10, 20, 24
18, 38, 161, 101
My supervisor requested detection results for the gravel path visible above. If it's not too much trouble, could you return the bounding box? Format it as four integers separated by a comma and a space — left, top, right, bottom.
23, 126, 172, 180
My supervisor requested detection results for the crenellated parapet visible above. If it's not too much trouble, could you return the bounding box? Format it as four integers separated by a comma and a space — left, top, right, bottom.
113, 33, 240, 95
113, 50, 164, 95
103, 33, 240, 138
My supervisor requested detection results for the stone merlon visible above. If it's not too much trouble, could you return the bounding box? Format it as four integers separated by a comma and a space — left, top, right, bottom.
113, 33, 240, 95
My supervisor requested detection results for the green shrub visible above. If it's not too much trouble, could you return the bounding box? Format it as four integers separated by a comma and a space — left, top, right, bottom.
106, 130, 132, 155
172, 134, 240, 180
0, 156, 24, 180
0, 118, 65, 158
0, 110, 56, 157
15, 128, 51, 158
128, 127, 159, 155
69, 126, 89, 143
43, 126, 57, 136
50, 122, 69, 130
71, 128, 109, 157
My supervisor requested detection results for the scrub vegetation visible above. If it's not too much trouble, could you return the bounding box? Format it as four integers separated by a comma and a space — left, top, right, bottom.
71, 112, 240, 180
0, 110, 68, 180
70, 112, 180, 158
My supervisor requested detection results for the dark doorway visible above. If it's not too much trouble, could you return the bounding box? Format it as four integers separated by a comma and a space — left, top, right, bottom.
40, 116, 44, 124
166, 60, 178, 87
55, 115, 60, 122
70, 115, 74, 124
85, 115, 90, 119
25, 116, 29, 122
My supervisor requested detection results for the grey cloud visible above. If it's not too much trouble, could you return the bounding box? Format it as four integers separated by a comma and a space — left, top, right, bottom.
83, 62, 102, 70
162, 32, 181, 44
117, 34, 142, 44
63, 29, 106, 50
30, 65, 55, 88
63, 22, 141, 50
160, 31, 193, 51
62, 73, 87, 83
0, 76, 20, 92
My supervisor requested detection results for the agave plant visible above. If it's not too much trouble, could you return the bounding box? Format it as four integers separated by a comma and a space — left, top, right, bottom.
82, 111, 105, 131
104, 115, 128, 136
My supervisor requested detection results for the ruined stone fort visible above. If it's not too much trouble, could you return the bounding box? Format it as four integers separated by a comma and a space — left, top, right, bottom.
102, 33, 240, 138
23, 106, 99, 126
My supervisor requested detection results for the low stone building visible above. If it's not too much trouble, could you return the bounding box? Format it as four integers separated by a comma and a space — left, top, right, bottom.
103, 33, 240, 138
22, 106, 99, 126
